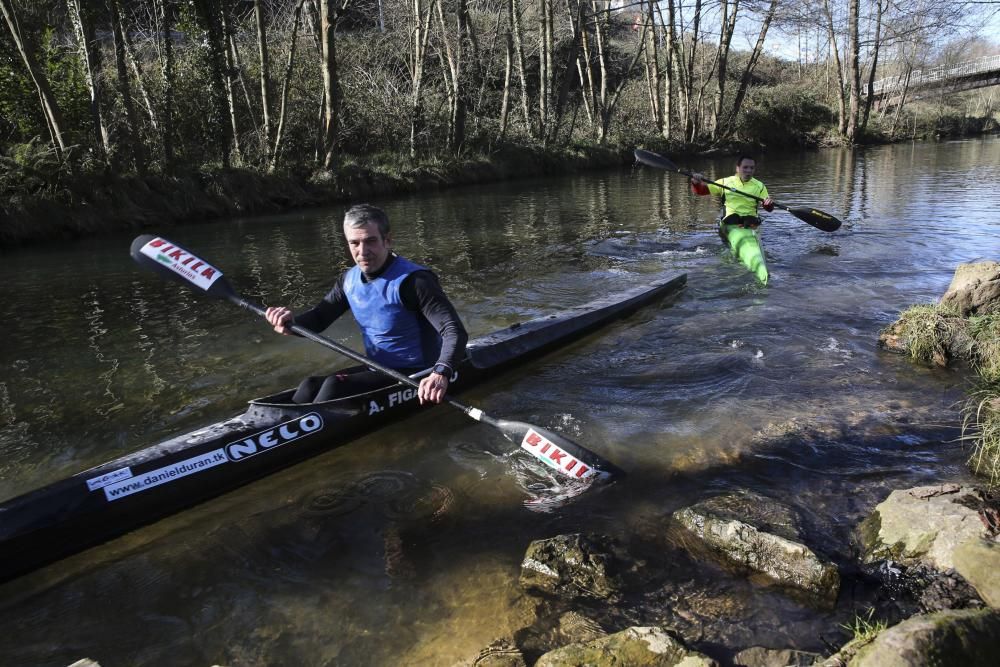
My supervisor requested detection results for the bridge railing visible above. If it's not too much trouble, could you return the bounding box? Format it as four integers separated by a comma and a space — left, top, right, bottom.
870, 54, 1000, 96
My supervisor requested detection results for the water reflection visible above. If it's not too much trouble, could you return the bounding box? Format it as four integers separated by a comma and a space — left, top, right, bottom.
0, 138, 998, 664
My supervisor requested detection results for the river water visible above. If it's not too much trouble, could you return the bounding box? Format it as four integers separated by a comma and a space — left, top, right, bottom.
1, 138, 998, 665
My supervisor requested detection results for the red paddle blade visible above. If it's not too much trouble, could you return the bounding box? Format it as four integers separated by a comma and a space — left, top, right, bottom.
130, 234, 240, 301
497, 419, 623, 482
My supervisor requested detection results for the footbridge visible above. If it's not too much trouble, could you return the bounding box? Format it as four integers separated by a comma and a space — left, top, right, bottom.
868, 54, 1000, 107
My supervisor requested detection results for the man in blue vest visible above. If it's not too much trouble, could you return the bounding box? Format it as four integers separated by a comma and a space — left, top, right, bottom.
265, 204, 468, 405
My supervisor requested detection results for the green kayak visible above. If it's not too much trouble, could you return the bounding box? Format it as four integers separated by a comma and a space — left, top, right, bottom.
720, 222, 768, 284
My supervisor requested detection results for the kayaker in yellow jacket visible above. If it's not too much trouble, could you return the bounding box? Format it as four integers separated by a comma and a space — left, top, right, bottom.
690, 155, 775, 284
689, 155, 775, 230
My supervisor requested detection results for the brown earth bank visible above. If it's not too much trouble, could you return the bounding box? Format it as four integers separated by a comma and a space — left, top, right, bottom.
0, 142, 661, 250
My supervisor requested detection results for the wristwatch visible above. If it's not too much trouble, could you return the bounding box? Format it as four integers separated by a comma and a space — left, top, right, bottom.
432, 364, 450, 377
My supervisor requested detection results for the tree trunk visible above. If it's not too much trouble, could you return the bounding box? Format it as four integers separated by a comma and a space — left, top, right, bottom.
193, 0, 232, 168
109, 0, 147, 175
711, 0, 739, 140
255, 0, 273, 165
845, 0, 860, 142
320, 0, 349, 169
889, 64, 912, 137
124, 30, 159, 132
642, 0, 661, 132
720, 0, 777, 139
822, 0, 847, 136
0, 0, 67, 153
860, 0, 884, 134
66, 0, 108, 157
498, 20, 513, 141
551, 0, 584, 143
219, 5, 244, 165
538, 0, 554, 144
408, 0, 434, 158
598, 15, 648, 142
508, 0, 532, 135
434, 0, 469, 152
156, 0, 175, 168
270, 0, 308, 171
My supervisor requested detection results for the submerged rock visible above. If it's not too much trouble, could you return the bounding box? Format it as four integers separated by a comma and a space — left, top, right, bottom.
732, 645, 822, 667
472, 638, 527, 667
534, 626, 717, 667
672, 492, 840, 603
519, 533, 634, 600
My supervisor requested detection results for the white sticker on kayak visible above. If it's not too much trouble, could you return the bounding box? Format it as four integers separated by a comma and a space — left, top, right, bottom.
139, 237, 223, 291
86, 467, 133, 491
520, 428, 595, 479
103, 449, 228, 501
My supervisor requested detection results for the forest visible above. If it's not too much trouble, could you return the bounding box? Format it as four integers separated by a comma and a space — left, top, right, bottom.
1, 0, 997, 243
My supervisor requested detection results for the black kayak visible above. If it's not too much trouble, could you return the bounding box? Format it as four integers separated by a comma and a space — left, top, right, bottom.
0, 274, 685, 583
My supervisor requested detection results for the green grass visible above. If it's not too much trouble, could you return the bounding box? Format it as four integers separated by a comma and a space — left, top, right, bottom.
964, 388, 1000, 488
888, 305, 952, 363
968, 314, 1000, 385
841, 608, 888, 643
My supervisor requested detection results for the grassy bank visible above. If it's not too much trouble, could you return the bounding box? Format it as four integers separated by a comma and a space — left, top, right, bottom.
881, 305, 1000, 486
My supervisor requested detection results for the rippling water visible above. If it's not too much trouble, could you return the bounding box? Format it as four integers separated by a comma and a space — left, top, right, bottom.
1, 138, 998, 665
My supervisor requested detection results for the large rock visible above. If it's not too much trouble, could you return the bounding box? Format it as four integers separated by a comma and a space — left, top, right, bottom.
953, 538, 1000, 608
848, 608, 1000, 666
859, 484, 987, 570
672, 493, 840, 603
940, 261, 1000, 316
534, 626, 717, 667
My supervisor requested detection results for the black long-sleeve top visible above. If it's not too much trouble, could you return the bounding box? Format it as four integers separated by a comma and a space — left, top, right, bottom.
292, 254, 468, 371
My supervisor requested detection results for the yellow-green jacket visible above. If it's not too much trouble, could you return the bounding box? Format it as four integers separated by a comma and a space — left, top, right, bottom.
695, 176, 770, 218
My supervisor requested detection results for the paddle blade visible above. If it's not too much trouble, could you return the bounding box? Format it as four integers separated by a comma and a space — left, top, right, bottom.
496, 419, 624, 482
634, 148, 680, 173
788, 207, 842, 232
130, 234, 239, 301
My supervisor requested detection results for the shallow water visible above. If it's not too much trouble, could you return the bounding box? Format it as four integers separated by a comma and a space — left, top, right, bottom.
1, 138, 998, 665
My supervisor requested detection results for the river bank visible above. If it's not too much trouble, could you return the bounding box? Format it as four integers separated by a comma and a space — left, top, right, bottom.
4, 122, 994, 251
0, 142, 638, 249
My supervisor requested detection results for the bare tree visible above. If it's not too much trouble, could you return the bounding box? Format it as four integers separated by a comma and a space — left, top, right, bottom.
255, 0, 274, 165
711, 0, 739, 139
192, 0, 233, 167
0, 0, 67, 153
408, 0, 435, 157
66, 0, 109, 158
319, 0, 354, 169
845, 0, 860, 141
155, 0, 175, 167
271, 0, 308, 171
821, 0, 847, 135
859, 0, 884, 134
109, 0, 148, 174
719, 0, 778, 139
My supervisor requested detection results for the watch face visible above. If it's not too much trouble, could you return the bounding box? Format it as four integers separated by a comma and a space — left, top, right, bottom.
433, 364, 449, 375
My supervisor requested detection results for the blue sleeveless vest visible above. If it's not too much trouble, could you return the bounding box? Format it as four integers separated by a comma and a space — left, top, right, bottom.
343, 256, 441, 368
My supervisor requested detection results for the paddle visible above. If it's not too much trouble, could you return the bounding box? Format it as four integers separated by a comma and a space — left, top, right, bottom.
130, 234, 623, 483
634, 148, 842, 232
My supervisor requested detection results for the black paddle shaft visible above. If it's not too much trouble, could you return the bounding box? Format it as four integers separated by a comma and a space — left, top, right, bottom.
634, 149, 842, 232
